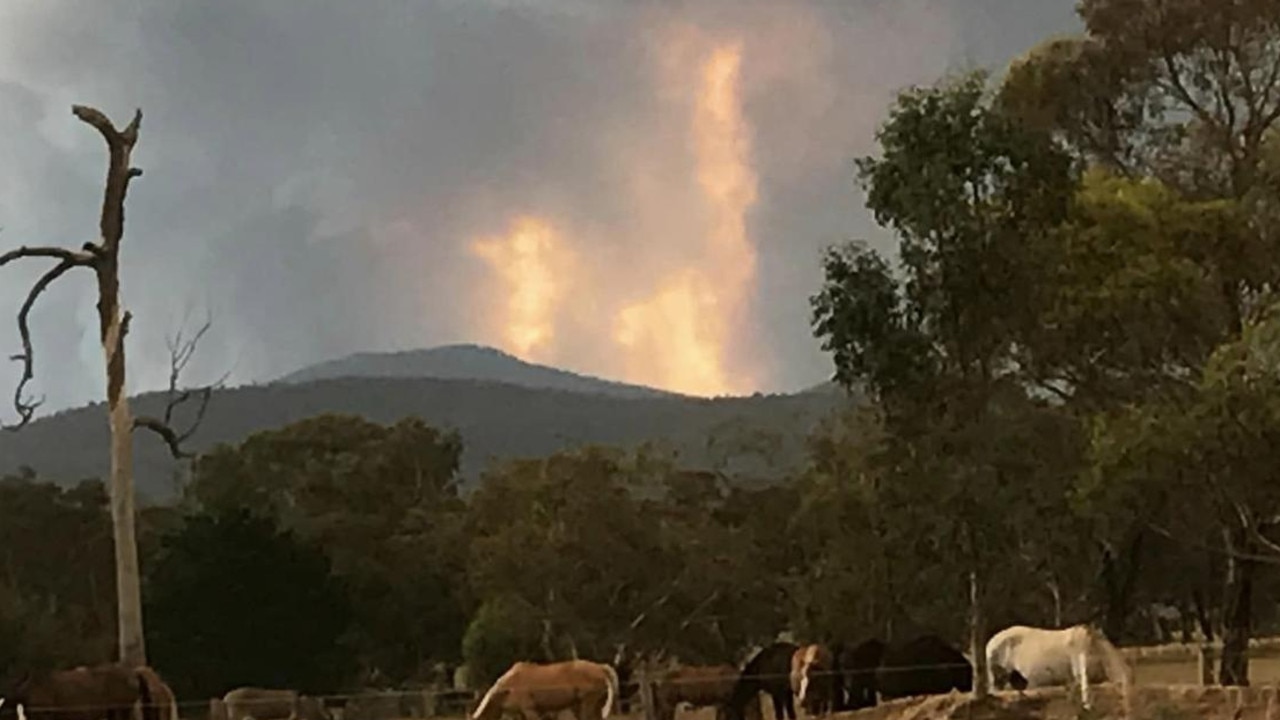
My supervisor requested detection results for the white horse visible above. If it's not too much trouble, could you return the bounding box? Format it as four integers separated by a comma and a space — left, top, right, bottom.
985, 624, 1129, 708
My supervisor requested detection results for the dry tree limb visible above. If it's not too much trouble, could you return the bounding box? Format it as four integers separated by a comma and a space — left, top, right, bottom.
2, 105, 220, 462
132, 314, 228, 459
0, 244, 96, 429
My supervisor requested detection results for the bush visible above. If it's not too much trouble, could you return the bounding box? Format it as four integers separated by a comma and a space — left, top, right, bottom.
461, 595, 545, 688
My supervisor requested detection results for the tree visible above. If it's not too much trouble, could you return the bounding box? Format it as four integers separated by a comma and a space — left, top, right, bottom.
144, 508, 355, 698
645, 467, 796, 662
1000, 0, 1280, 353
1086, 297, 1280, 684
0, 107, 219, 666
785, 407, 898, 642
997, 5, 1280, 676
1002, 167, 1254, 640
190, 414, 469, 683
1018, 168, 1245, 405
0, 471, 115, 679
811, 70, 1078, 695
461, 595, 546, 687
466, 447, 671, 662
1002, 0, 1280, 202
1006, 27, 1280, 669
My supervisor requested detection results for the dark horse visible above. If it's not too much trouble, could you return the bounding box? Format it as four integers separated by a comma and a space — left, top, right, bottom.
831, 639, 886, 711
726, 642, 798, 720
875, 635, 972, 702
1, 664, 159, 720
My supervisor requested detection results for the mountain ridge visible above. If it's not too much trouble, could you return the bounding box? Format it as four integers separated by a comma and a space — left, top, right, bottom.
276, 343, 688, 400
0, 345, 850, 503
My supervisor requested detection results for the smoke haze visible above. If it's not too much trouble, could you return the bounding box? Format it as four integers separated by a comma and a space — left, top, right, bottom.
0, 0, 1079, 410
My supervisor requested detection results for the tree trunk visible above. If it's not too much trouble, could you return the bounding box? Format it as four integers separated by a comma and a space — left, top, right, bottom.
99, 261, 145, 667
1100, 531, 1144, 643
969, 568, 989, 699
1047, 578, 1063, 628
1218, 527, 1255, 686
1192, 588, 1214, 642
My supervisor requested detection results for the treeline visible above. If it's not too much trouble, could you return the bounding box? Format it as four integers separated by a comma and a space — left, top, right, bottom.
5, 0, 1280, 700
0, 417, 812, 699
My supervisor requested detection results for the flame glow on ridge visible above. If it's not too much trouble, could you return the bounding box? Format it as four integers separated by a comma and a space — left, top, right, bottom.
611, 41, 758, 396
469, 215, 574, 362
470, 35, 760, 397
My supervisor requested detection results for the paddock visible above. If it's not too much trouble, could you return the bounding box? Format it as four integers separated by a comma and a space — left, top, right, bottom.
24, 637, 1280, 720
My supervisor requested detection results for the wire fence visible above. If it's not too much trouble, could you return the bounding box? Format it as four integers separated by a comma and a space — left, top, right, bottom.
5, 632, 1268, 717
0, 662, 1061, 717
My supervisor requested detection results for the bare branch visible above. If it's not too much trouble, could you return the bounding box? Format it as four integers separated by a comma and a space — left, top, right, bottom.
0, 245, 95, 268
1148, 522, 1280, 566
132, 416, 191, 459
71, 106, 142, 150
3, 258, 91, 430
0, 236, 96, 429
1251, 523, 1280, 559
131, 313, 226, 459
677, 590, 721, 632
72, 105, 143, 255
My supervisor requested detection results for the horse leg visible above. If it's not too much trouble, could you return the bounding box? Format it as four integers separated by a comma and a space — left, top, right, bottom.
781, 690, 796, 720
1074, 652, 1090, 708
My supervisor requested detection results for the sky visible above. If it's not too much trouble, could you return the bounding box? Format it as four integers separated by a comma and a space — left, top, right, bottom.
0, 0, 1081, 414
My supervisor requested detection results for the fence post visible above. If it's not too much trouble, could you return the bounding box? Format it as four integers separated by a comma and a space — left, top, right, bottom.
1197, 644, 1215, 686
638, 669, 657, 720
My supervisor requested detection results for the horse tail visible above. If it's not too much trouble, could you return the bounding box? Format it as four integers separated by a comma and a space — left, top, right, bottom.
136, 670, 159, 720
601, 663, 620, 720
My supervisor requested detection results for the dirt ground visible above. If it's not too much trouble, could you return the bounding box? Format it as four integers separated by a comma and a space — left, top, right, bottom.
839, 685, 1280, 720
626, 684, 1280, 720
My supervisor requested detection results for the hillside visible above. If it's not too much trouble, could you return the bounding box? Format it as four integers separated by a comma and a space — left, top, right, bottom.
277, 344, 681, 400
0, 376, 848, 504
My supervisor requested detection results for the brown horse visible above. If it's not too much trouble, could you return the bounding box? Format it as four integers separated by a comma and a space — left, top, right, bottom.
652, 665, 760, 720
135, 668, 178, 720
789, 645, 835, 717
726, 642, 798, 720
470, 660, 619, 720
1, 664, 158, 720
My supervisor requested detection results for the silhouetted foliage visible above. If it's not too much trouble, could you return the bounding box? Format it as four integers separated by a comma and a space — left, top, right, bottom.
144, 509, 355, 698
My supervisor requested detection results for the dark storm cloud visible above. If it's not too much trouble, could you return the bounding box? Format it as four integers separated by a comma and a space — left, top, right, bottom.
0, 0, 1081, 413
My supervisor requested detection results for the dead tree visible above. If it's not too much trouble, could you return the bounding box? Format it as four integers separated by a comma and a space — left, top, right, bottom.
0, 105, 218, 667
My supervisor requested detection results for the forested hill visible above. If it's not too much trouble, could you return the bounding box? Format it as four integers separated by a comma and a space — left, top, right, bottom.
276, 344, 682, 399
0, 374, 846, 505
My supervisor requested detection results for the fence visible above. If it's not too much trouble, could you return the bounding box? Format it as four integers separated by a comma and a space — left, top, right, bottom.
17, 639, 1280, 720
1120, 636, 1280, 686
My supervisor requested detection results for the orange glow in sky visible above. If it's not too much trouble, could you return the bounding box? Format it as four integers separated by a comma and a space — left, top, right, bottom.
469, 216, 574, 363
470, 36, 760, 397
612, 42, 758, 396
